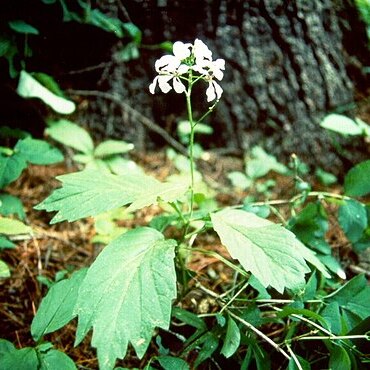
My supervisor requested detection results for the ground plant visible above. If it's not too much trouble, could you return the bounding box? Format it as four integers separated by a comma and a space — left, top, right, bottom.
1, 39, 370, 370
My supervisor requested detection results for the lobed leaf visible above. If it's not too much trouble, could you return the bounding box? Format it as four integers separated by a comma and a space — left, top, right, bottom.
211, 209, 329, 293
320, 114, 363, 136
94, 140, 134, 158
74, 227, 177, 370
0, 153, 27, 188
35, 170, 188, 223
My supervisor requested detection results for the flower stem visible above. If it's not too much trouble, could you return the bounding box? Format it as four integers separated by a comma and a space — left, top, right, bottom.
185, 83, 195, 236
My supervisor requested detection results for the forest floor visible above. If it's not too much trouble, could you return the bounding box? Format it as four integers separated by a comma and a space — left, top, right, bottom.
1, 147, 369, 369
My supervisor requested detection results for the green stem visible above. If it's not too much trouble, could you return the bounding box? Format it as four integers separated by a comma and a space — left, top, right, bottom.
184, 83, 195, 236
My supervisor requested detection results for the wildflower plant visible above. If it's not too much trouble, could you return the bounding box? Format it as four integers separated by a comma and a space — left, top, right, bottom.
5, 39, 370, 369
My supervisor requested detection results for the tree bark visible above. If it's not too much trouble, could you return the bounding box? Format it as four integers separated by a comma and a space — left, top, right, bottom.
84, 0, 369, 172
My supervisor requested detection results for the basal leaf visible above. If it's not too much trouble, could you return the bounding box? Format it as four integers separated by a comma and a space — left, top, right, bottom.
46, 119, 94, 154
8, 20, 39, 35
39, 348, 76, 370
14, 137, 64, 165
0, 260, 11, 278
0, 347, 38, 370
344, 160, 370, 197
220, 316, 240, 358
0, 194, 25, 220
0, 217, 32, 235
35, 170, 187, 223
17, 71, 76, 114
211, 209, 329, 293
74, 227, 177, 370
338, 199, 367, 243
329, 346, 351, 370
94, 140, 134, 158
325, 274, 370, 330
31, 269, 87, 341
157, 356, 189, 370
320, 114, 362, 136
0, 153, 27, 188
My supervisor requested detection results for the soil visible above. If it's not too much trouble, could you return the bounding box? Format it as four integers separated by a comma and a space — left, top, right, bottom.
0, 149, 369, 369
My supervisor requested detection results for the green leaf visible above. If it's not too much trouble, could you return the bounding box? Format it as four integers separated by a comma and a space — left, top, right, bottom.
14, 137, 64, 165
39, 348, 76, 370
315, 168, 337, 186
227, 171, 252, 190
31, 269, 87, 341
338, 199, 367, 243
0, 260, 11, 278
35, 170, 188, 223
94, 140, 134, 158
344, 160, 370, 197
0, 217, 32, 235
326, 274, 370, 329
211, 209, 329, 293
17, 71, 76, 114
220, 317, 240, 358
0, 153, 27, 188
320, 114, 363, 136
287, 355, 311, 370
122, 22, 142, 44
157, 356, 189, 370
0, 194, 25, 220
46, 120, 94, 154
0, 339, 15, 356
329, 346, 351, 370
32, 72, 65, 97
321, 302, 342, 334
9, 20, 39, 35
0, 347, 38, 370
246, 146, 288, 179
0, 236, 15, 249
172, 307, 207, 330
74, 228, 177, 370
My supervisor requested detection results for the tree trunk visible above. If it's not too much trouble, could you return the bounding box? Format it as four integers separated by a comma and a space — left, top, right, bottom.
83, 0, 369, 172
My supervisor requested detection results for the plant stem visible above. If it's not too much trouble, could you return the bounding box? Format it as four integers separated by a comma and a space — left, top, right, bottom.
184, 82, 195, 236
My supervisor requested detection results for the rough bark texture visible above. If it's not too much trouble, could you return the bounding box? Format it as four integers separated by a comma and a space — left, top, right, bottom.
81, 0, 369, 172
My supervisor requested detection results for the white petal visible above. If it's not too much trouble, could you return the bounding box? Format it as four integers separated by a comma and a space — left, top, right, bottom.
157, 75, 173, 93
192, 64, 208, 75
149, 76, 159, 94
214, 58, 225, 70
206, 82, 216, 102
212, 68, 224, 80
155, 55, 180, 72
177, 64, 190, 75
173, 77, 186, 93
213, 80, 223, 99
173, 41, 192, 60
194, 39, 212, 61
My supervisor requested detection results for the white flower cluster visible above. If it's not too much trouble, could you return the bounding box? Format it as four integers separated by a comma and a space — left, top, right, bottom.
149, 39, 225, 102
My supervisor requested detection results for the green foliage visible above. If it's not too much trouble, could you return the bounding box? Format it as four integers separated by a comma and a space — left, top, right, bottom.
0, 341, 76, 370
31, 269, 87, 341
211, 208, 329, 293
35, 169, 188, 223
320, 114, 370, 136
228, 146, 288, 192
17, 71, 76, 114
344, 159, 370, 196
46, 119, 141, 174
74, 228, 177, 369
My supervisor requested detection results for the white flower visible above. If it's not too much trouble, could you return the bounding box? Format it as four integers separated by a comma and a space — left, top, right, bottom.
149, 42, 191, 95
193, 39, 212, 63
206, 79, 223, 102
149, 38, 225, 102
